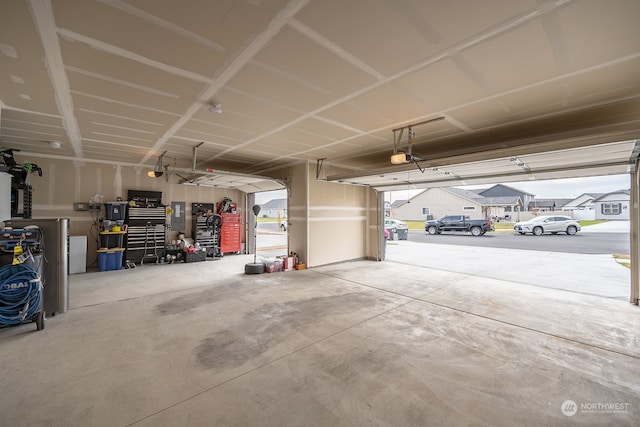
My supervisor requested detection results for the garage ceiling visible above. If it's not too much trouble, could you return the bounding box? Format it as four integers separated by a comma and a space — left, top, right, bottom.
1, 0, 640, 190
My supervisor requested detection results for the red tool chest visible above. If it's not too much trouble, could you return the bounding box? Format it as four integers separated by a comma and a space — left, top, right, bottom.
220, 212, 242, 254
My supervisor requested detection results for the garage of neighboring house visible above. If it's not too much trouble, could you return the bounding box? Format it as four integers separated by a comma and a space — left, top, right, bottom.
1, 1, 640, 425
561, 193, 603, 220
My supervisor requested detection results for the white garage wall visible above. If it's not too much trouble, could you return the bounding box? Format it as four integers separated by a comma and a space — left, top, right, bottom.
270, 162, 375, 268
307, 164, 369, 267
27, 156, 245, 266
23, 156, 384, 270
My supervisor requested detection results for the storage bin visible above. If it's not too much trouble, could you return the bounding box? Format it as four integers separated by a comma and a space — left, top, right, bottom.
99, 231, 126, 248
97, 248, 124, 271
184, 251, 206, 263
104, 202, 127, 221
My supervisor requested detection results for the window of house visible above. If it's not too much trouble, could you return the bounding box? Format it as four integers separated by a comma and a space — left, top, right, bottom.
601, 203, 622, 215
421, 207, 430, 215
505, 206, 512, 212
463, 206, 476, 210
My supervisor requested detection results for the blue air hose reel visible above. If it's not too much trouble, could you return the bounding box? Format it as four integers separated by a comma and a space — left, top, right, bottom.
0, 263, 44, 329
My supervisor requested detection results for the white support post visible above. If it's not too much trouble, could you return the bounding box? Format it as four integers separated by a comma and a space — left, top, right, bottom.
631, 164, 639, 305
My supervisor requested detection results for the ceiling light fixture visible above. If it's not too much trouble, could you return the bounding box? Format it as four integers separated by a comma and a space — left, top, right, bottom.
48, 141, 61, 149
208, 103, 222, 114
390, 152, 407, 164
147, 151, 166, 178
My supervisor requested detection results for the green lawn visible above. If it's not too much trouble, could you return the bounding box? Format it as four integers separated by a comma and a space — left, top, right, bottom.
257, 217, 284, 223
404, 220, 425, 231
578, 220, 608, 227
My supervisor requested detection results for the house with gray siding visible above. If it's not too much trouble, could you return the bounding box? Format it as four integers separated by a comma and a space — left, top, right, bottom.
594, 190, 630, 220
477, 184, 535, 212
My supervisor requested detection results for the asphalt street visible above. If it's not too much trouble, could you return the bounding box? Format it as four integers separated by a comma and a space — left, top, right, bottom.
404, 230, 630, 254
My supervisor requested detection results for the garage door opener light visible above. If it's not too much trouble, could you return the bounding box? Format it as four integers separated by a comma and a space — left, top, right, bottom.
147, 151, 166, 178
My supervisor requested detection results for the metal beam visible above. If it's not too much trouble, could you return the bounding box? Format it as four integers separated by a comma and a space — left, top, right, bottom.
631, 162, 639, 305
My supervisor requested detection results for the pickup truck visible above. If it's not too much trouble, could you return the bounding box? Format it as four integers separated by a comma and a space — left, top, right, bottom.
425, 215, 494, 236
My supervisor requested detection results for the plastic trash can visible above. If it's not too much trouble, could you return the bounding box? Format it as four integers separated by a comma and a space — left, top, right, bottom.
397, 228, 408, 240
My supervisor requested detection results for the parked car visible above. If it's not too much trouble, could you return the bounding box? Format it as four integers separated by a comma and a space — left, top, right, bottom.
514, 215, 580, 236
384, 218, 408, 240
425, 215, 494, 236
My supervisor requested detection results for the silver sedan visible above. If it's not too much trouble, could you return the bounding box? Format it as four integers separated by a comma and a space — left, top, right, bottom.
514, 215, 581, 236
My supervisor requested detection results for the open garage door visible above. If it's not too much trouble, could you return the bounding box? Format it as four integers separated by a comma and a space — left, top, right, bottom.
327, 139, 640, 304
326, 140, 639, 192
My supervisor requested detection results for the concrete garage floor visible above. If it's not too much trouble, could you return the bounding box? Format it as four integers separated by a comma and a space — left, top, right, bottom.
1, 254, 639, 426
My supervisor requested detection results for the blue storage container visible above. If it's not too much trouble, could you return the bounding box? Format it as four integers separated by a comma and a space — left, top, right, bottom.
112, 248, 124, 270
97, 249, 111, 272
97, 248, 124, 271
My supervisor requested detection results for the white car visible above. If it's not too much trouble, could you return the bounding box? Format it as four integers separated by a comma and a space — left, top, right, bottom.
514, 215, 581, 236
384, 218, 408, 240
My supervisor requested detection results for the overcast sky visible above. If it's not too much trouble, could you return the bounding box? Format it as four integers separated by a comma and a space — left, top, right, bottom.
388, 173, 630, 202
460, 174, 630, 198
255, 189, 286, 205
255, 174, 631, 205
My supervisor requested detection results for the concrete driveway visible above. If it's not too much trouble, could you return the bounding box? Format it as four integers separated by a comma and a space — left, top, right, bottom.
256, 221, 632, 299
385, 239, 630, 300
580, 220, 630, 233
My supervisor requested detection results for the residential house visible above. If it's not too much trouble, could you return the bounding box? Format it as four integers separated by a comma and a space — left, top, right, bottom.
477, 184, 535, 213
560, 193, 604, 220
259, 198, 287, 218
594, 190, 630, 220
387, 199, 406, 218
480, 195, 525, 221
528, 198, 572, 213
390, 187, 522, 221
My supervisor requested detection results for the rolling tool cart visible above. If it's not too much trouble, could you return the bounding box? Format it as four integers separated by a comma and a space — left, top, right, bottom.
141, 222, 160, 265
0, 228, 45, 331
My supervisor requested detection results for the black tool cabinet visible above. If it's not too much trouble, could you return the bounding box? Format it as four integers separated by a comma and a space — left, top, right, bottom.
125, 206, 167, 264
